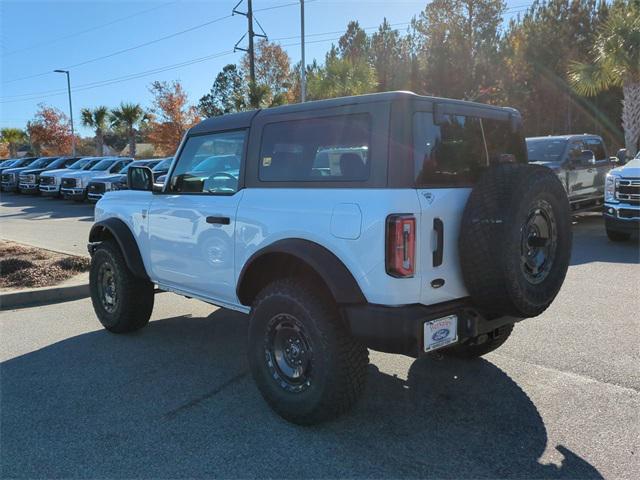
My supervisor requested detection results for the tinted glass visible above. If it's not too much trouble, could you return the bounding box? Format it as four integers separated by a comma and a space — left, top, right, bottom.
29, 157, 57, 169
69, 159, 90, 169
584, 138, 606, 161
259, 114, 371, 182
82, 160, 101, 170
482, 119, 527, 165
527, 139, 567, 163
169, 131, 245, 194
90, 160, 115, 171
153, 158, 172, 171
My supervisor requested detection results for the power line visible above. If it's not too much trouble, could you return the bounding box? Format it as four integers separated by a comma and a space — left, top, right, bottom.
1, 1, 178, 58
1, 20, 407, 103
1, 0, 308, 85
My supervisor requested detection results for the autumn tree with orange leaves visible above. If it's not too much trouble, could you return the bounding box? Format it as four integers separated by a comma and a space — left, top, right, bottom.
27, 105, 73, 155
146, 81, 200, 155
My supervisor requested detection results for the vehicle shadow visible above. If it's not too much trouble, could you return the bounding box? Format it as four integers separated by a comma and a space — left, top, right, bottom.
570, 213, 639, 266
0, 309, 602, 479
0, 192, 94, 221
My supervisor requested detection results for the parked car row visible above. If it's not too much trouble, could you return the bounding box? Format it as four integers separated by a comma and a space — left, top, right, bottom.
0, 156, 172, 202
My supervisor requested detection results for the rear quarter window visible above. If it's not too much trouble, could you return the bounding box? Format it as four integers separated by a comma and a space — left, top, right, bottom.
413, 112, 526, 187
259, 113, 371, 182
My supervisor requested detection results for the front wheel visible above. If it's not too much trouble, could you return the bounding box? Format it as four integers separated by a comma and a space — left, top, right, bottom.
248, 278, 369, 425
89, 240, 154, 333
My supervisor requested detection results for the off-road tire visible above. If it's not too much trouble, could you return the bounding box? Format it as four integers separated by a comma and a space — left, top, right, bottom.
248, 278, 369, 425
606, 228, 631, 242
459, 164, 572, 318
444, 324, 514, 359
89, 240, 154, 333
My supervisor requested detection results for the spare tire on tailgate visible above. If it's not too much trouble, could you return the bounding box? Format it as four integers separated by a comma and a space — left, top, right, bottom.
459, 164, 572, 318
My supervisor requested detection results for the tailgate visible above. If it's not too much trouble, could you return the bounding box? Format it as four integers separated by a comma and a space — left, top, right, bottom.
416, 188, 471, 305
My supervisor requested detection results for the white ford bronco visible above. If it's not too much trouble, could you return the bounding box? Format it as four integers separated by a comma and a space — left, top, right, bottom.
88, 92, 572, 424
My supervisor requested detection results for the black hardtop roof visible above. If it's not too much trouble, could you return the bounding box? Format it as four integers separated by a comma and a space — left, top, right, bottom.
189, 91, 520, 135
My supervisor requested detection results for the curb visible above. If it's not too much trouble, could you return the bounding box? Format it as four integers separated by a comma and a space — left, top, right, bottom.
0, 275, 90, 311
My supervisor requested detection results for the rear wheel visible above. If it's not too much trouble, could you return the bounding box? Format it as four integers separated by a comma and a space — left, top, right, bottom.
248, 278, 368, 425
606, 228, 631, 242
89, 240, 154, 333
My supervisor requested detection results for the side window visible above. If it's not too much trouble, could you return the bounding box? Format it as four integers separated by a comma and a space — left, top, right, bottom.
567, 141, 584, 162
169, 130, 245, 194
259, 114, 371, 182
414, 113, 486, 186
585, 139, 606, 161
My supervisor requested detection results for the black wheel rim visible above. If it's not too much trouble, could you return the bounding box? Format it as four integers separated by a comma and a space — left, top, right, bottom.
520, 200, 557, 285
264, 313, 313, 393
97, 262, 118, 313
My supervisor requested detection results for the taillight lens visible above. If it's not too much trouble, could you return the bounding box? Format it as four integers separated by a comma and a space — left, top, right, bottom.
386, 214, 416, 278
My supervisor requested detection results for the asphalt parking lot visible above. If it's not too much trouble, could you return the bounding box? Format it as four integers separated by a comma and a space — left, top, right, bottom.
1, 192, 639, 479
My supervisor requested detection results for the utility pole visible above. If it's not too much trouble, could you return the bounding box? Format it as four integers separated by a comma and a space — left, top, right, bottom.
233, 0, 267, 106
300, 0, 306, 102
54, 69, 75, 155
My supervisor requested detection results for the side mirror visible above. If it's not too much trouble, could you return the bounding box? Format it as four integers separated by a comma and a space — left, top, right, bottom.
127, 166, 153, 191
580, 150, 596, 165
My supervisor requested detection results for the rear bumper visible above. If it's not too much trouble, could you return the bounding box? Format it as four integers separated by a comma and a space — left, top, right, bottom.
342, 300, 522, 357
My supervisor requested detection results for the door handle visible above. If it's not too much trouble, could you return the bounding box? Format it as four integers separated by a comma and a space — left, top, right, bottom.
433, 218, 444, 267
206, 216, 230, 225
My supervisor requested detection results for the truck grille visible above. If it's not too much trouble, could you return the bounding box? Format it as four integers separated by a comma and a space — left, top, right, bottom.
40, 176, 55, 185
2, 173, 15, 183
88, 183, 105, 195
619, 208, 640, 219
19, 174, 36, 183
61, 178, 77, 188
617, 178, 640, 205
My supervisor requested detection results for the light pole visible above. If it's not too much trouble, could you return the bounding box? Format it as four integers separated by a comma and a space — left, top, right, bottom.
300, 0, 306, 102
54, 69, 76, 155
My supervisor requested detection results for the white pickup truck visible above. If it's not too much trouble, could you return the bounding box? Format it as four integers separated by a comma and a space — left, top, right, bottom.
87, 92, 572, 424
604, 154, 640, 241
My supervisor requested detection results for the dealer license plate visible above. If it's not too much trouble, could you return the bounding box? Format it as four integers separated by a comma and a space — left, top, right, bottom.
423, 315, 458, 352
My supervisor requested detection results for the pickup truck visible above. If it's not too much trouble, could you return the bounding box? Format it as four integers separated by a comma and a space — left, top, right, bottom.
527, 134, 614, 212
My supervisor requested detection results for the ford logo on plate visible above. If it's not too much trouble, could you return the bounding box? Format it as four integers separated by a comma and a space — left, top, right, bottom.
432, 328, 449, 342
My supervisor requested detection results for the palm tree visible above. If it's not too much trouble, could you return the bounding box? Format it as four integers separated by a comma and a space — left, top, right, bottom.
110, 103, 147, 157
81, 106, 110, 155
0, 128, 27, 157
568, 4, 640, 157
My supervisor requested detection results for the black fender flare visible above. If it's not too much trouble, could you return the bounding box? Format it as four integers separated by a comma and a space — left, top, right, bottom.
237, 238, 367, 306
88, 218, 149, 280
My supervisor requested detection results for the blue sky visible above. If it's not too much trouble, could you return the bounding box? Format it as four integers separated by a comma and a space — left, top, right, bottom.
1, 0, 528, 136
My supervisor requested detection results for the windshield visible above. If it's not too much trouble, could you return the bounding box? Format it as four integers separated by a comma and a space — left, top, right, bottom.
526, 138, 567, 163
118, 160, 153, 174
90, 159, 115, 171
0, 160, 16, 167
28, 157, 57, 169
82, 160, 101, 170
153, 158, 172, 171
69, 159, 92, 170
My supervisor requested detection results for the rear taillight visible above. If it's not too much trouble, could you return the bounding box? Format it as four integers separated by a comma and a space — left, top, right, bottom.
386, 214, 416, 278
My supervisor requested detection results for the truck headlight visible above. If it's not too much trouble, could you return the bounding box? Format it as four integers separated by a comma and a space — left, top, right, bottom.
605, 175, 617, 202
